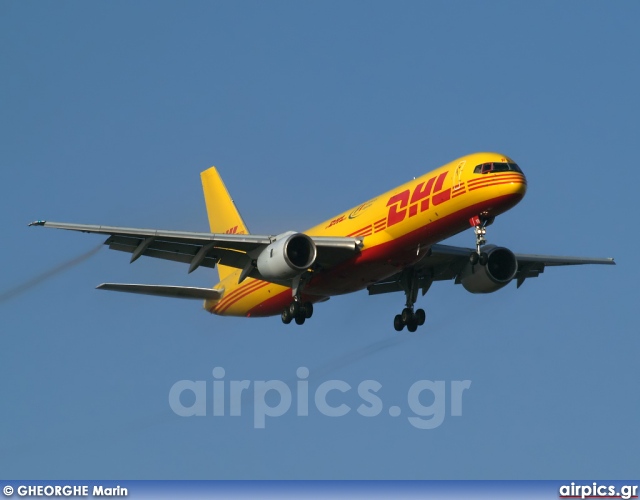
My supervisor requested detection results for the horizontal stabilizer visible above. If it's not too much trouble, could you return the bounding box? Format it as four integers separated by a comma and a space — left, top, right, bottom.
97, 283, 223, 300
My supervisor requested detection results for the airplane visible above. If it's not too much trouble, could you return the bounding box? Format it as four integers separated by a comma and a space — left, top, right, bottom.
29, 152, 615, 332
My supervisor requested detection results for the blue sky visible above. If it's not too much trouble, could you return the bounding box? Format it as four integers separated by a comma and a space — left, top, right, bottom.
1, 1, 638, 479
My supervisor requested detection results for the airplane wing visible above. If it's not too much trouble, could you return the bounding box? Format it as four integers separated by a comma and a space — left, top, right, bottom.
28, 220, 362, 280
368, 243, 616, 295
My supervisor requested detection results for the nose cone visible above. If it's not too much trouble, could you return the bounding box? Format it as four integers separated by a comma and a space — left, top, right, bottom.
512, 173, 527, 196
486, 172, 527, 216
489, 172, 527, 198
499, 172, 527, 199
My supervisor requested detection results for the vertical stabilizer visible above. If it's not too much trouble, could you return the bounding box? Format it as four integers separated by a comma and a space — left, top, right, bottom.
201, 167, 250, 281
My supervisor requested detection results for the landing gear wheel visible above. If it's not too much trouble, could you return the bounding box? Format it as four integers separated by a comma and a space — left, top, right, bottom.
393, 314, 404, 332
281, 309, 292, 325
289, 301, 300, 317
401, 307, 413, 324
406, 321, 418, 333
295, 315, 306, 325
414, 308, 426, 326
479, 252, 488, 266
303, 302, 313, 319
469, 252, 479, 265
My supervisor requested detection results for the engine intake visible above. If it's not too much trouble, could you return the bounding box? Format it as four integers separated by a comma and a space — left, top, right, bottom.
460, 246, 518, 293
256, 232, 317, 280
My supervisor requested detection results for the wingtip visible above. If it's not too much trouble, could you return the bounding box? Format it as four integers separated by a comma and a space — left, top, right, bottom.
28, 220, 46, 227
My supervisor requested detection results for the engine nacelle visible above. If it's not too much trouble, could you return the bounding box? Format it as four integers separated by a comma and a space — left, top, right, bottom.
256, 231, 317, 280
460, 246, 518, 293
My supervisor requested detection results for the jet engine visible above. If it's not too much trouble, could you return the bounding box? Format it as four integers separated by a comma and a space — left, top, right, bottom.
460, 246, 518, 293
256, 231, 317, 280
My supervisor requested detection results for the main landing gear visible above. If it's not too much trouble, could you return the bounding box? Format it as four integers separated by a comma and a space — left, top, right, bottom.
393, 267, 431, 333
468, 215, 494, 266
281, 273, 314, 326
281, 299, 314, 326
394, 307, 426, 333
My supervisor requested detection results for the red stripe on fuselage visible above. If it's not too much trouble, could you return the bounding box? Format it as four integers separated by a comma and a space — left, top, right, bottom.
216, 279, 262, 308
347, 226, 372, 237
468, 180, 526, 192
467, 174, 525, 186
215, 280, 270, 313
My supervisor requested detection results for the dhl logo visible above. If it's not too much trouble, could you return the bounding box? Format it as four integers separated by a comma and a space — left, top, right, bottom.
326, 215, 346, 229
386, 171, 451, 227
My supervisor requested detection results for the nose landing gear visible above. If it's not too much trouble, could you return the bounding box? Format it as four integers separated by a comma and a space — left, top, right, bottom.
469, 215, 494, 265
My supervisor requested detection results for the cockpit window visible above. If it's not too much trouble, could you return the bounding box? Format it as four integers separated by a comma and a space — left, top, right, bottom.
473, 162, 523, 174
492, 163, 511, 172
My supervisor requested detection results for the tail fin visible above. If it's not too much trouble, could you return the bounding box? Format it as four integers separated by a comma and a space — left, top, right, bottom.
201, 167, 250, 281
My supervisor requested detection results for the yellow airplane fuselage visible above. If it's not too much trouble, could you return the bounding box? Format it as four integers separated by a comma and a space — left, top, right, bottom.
205, 152, 527, 317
